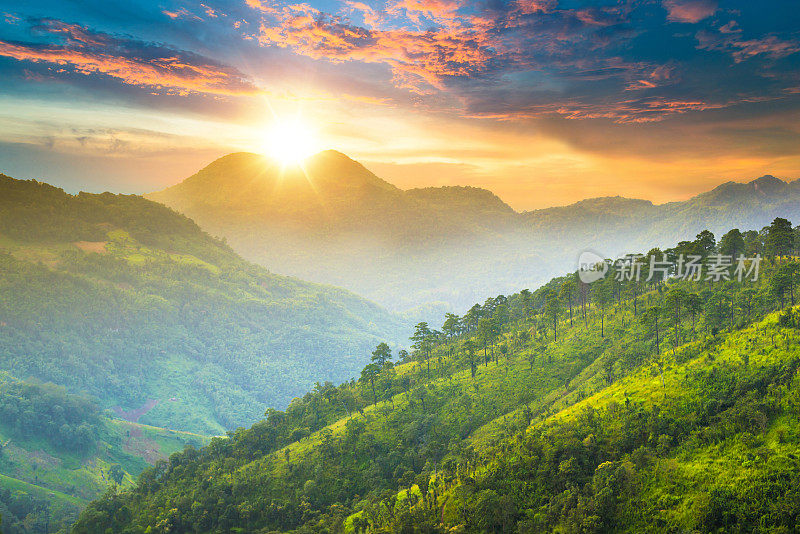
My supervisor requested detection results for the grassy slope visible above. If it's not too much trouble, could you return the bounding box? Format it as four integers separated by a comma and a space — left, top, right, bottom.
71, 251, 800, 532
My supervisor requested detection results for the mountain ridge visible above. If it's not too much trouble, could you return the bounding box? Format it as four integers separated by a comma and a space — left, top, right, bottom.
146, 155, 799, 315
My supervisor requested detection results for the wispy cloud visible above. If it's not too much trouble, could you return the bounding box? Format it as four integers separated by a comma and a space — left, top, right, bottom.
0, 19, 258, 96
696, 29, 800, 63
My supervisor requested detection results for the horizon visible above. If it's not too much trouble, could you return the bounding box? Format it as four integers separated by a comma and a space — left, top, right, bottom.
2, 148, 796, 213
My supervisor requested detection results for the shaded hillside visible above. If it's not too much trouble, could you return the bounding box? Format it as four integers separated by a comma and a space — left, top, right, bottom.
148, 153, 800, 315
0, 174, 404, 434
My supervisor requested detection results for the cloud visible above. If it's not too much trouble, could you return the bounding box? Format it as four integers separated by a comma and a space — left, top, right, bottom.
663, 0, 717, 24
464, 97, 731, 124
0, 19, 258, 96
254, 4, 496, 92
696, 30, 800, 63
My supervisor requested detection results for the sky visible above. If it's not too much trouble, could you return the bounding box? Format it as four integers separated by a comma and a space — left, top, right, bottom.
0, 0, 799, 210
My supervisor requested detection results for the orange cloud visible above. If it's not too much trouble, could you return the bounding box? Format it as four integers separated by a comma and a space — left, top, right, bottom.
0, 21, 258, 96
255, 4, 495, 92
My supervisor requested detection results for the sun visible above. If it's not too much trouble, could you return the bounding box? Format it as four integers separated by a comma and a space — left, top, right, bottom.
261, 117, 319, 166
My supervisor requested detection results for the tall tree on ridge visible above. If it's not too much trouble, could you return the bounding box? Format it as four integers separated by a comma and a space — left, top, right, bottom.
640, 305, 662, 355
719, 228, 745, 259
560, 279, 577, 328
544, 289, 562, 342
765, 217, 794, 259
411, 322, 434, 378
371, 342, 392, 369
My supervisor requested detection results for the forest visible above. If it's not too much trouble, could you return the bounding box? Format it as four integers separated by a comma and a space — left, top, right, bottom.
0, 173, 404, 434
70, 217, 800, 533
0, 378, 100, 453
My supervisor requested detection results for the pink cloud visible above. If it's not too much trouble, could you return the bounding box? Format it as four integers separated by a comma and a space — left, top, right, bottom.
0, 21, 258, 96
515, 0, 556, 15
697, 30, 800, 63
256, 5, 495, 91
663, 0, 716, 23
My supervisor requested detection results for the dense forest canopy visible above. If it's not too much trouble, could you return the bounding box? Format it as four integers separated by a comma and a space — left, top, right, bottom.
0, 376, 100, 453
72, 218, 800, 533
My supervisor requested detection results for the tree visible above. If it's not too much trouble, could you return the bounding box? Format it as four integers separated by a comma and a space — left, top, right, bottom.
442, 313, 461, 340
478, 318, 497, 363
663, 288, 687, 351
594, 278, 613, 338
464, 305, 482, 332
640, 306, 662, 355
544, 289, 562, 341
684, 292, 703, 338
771, 262, 800, 307
643, 248, 668, 285
463, 339, 478, 378
519, 289, 534, 318
735, 288, 757, 324
516, 329, 530, 349
704, 293, 732, 332
499, 342, 509, 362
695, 230, 716, 257
109, 464, 125, 485
371, 343, 393, 369
765, 217, 794, 259
360, 363, 381, 405
719, 229, 745, 259
560, 279, 577, 327
493, 303, 510, 328
411, 322, 434, 377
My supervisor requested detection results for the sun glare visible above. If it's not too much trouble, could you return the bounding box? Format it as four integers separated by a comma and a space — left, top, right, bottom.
262, 118, 319, 166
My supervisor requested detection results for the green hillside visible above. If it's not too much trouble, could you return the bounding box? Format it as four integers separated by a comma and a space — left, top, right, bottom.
71, 219, 800, 533
0, 373, 207, 534
0, 173, 405, 434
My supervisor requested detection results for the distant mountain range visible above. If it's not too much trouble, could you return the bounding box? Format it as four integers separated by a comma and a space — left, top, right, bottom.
149, 152, 800, 315
0, 173, 404, 434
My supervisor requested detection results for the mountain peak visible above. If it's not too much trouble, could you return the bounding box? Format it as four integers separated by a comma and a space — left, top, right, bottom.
406, 185, 516, 215
749, 174, 786, 191
146, 149, 402, 218
699, 174, 787, 203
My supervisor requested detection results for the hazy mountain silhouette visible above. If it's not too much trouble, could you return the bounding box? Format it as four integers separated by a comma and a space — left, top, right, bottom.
149, 153, 800, 315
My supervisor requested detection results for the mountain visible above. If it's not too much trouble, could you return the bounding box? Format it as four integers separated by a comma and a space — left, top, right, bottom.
147, 151, 530, 316
523, 175, 800, 260
0, 173, 405, 435
148, 153, 800, 315
72, 223, 800, 534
